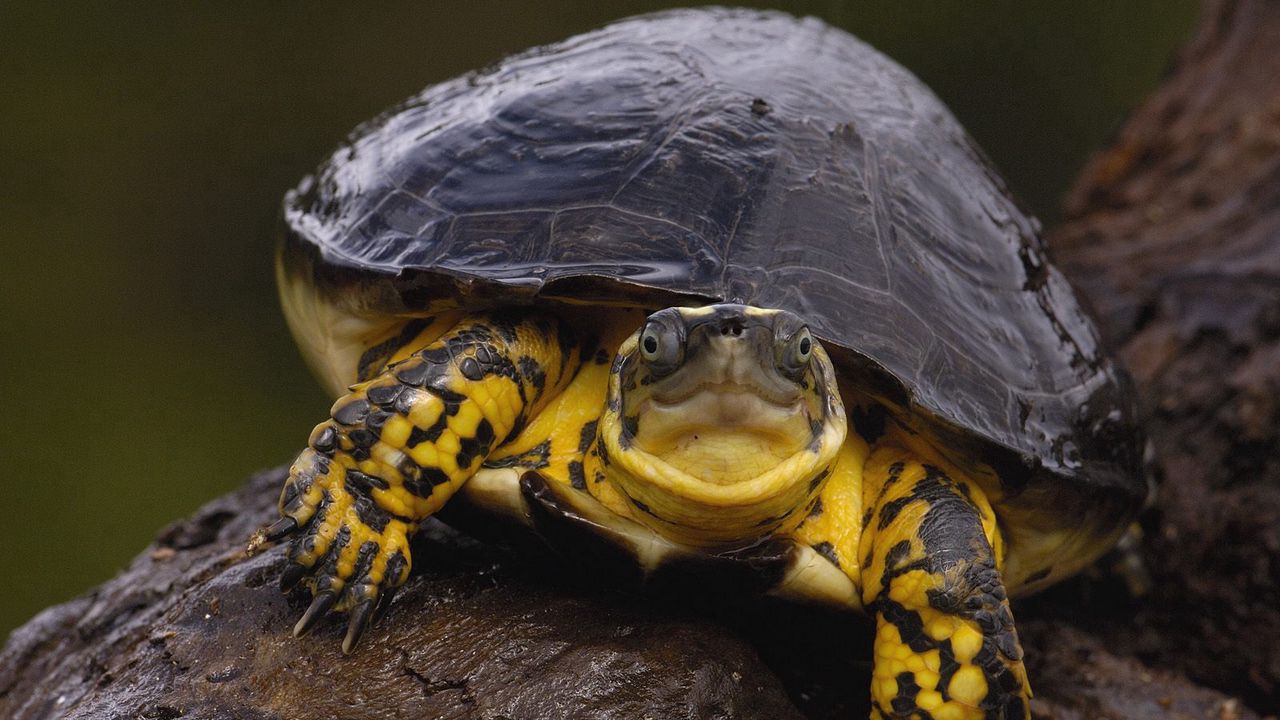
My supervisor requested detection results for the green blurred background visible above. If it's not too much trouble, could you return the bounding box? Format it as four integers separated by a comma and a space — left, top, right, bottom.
0, 1, 1195, 637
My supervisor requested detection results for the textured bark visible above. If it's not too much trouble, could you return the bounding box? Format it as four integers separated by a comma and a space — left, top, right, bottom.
1042, 0, 1280, 714
2, 1, 1278, 718
0, 470, 806, 720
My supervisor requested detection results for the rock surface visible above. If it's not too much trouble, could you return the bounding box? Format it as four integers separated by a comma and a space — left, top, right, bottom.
3, 1, 1278, 718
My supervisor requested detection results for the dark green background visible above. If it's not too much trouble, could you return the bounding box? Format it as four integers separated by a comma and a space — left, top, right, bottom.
0, 1, 1195, 637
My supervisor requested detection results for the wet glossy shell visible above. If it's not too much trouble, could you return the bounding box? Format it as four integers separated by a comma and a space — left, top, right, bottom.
282, 8, 1144, 519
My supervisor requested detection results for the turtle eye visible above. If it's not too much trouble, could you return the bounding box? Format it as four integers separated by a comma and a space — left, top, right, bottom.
779, 327, 813, 378
638, 318, 684, 375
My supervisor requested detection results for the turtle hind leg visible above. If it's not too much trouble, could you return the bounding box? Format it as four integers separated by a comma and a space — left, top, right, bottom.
860, 449, 1030, 720
271, 310, 581, 651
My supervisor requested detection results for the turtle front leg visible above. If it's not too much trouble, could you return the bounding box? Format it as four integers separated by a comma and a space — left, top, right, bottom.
265, 311, 580, 652
859, 448, 1030, 720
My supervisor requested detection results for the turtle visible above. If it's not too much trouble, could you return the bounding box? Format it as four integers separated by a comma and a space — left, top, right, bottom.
261, 8, 1145, 719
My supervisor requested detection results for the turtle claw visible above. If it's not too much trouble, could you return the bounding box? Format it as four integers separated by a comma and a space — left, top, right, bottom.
271, 466, 414, 651
279, 562, 308, 592
294, 591, 338, 637
374, 584, 400, 622
343, 599, 377, 654
264, 516, 298, 541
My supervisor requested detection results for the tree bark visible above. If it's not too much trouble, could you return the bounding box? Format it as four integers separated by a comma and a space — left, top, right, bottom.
0, 470, 808, 720
1041, 0, 1280, 713
3, 1, 1278, 718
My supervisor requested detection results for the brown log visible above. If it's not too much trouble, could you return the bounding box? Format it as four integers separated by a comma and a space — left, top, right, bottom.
1045, 0, 1280, 713
2, 1, 1277, 718
0, 470, 807, 720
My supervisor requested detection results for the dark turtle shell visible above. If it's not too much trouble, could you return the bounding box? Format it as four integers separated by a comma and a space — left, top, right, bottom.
282, 8, 1144, 528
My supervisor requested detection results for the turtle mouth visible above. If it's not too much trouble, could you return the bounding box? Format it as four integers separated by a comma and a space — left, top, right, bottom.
649, 378, 801, 411
639, 333, 809, 435
642, 316, 807, 410
642, 383, 808, 441
623, 335, 821, 485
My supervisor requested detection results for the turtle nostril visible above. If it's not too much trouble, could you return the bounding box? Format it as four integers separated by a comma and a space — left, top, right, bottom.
720, 320, 745, 337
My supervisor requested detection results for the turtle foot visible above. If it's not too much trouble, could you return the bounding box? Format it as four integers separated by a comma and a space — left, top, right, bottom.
270, 448, 414, 653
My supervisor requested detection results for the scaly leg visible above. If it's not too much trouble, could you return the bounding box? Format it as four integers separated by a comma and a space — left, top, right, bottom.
266, 311, 581, 651
859, 446, 1030, 720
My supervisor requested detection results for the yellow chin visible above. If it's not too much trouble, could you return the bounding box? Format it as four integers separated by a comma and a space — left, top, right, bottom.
648, 425, 800, 484
597, 347, 848, 547
633, 390, 815, 486
602, 417, 844, 547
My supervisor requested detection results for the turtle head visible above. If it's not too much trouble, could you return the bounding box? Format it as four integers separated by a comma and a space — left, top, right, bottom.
599, 304, 847, 546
